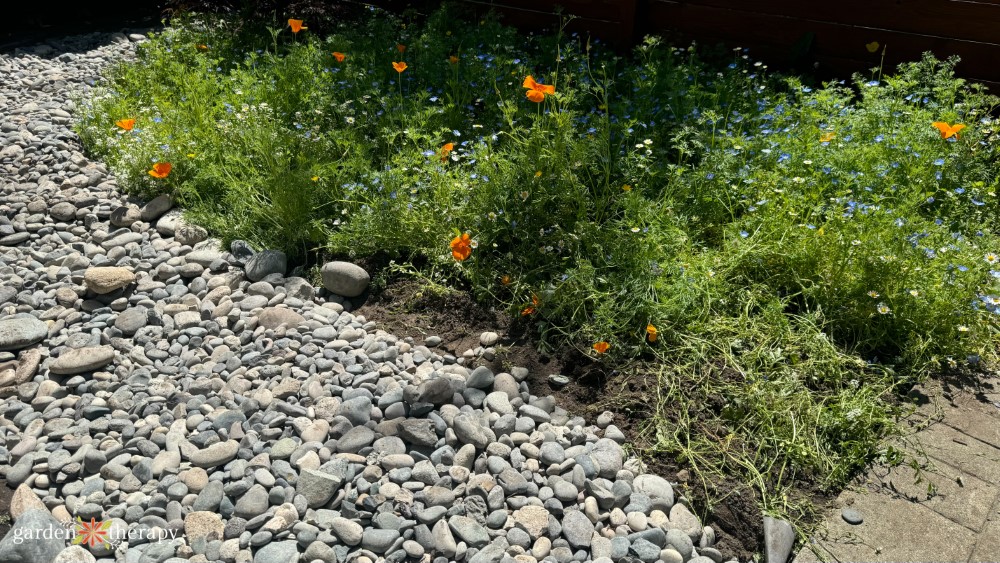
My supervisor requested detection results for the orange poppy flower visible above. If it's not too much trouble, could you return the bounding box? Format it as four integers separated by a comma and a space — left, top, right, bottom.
450, 232, 472, 261
397, 44, 407, 53
449, 55, 459, 65
500, 275, 512, 286
440, 142, 454, 162
392, 61, 408, 73
523, 75, 555, 103
521, 294, 540, 316
932, 121, 966, 139
115, 118, 135, 131
592, 341, 610, 354
332, 52, 346, 63
288, 19, 306, 34
196, 44, 208, 51
646, 324, 658, 343
148, 162, 172, 179
819, 132, 835, 143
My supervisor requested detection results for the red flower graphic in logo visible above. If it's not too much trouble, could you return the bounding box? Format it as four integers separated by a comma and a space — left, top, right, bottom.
73, 517, 112, 548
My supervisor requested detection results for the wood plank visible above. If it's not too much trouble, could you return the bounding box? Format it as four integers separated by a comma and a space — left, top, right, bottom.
644, 1, 1000, 84
462, 0, 634, 23
460, 0, 637, 43
650, 0, 1000, 45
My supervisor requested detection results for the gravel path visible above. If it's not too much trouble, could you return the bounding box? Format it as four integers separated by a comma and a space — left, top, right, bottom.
0, 31, 733, 563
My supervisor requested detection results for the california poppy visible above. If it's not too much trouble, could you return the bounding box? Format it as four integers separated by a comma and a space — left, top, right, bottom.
819, 132, 835, 143
288, 19, 306, 34
450, 232, 472, 261
592, 341, 610, 354
332, 52, 346, 63
646, 324, 658, 343
500, 275, 512, 286
392, 61, 408, 73
397, 44, 406, 53
523, 75, 555, 103
521, 294, 540, 316
148, 162, 172, 179
196, 44, 208, 51
115, 118, 135, 131
865, 41, 880, 53
440, 142, 454, 162
932, 121, 966, 140
449, 55, 459, 65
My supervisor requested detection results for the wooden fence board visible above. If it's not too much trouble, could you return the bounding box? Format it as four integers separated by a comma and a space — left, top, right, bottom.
653, 0, 1000, 45
370, 0, 1000, 88
643, 0, 1000, 85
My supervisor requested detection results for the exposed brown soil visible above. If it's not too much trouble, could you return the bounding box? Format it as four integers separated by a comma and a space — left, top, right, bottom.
354, 274, 763, 562
0, 479, 12, 537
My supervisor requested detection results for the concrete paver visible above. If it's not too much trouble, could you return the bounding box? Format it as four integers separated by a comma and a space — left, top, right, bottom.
794, 492, 979, 562
794, 376, 1000, 563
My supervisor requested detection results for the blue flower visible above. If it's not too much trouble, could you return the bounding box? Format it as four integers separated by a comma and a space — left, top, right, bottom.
933, 158, 945, 166
874, 135, 884, 143
955, 188, 965, 194
739, 230, 749, 238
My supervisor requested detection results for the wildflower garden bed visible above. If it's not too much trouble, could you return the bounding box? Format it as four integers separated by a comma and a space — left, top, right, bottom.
75, 2, 1000, 558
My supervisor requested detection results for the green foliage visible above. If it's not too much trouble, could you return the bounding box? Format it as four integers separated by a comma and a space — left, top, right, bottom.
76, 4, 1000, 527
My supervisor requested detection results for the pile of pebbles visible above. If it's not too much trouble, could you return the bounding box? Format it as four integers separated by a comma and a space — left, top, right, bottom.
0, 30, 737, 563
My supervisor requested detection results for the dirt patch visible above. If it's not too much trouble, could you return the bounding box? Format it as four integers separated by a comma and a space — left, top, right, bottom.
0, 479, 12, 537
354, 274, 763, 561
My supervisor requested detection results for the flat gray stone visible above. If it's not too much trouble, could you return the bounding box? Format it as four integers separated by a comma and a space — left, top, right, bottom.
257, 307, 305, 330
0, 509, 65, 563
0, 316, 47, 352
245, 250, 286, 282
841, 507, 863, 525
561, 510, 593, 549
49, 346, 115, 375
252, 540, 298, 563
764, 516, 794, 563
330, 517, 363, 546
140, 194, 173, 221
632, 473, 674, 510
361, 529, 399, 553
297, 468, 344, 508
448, 515, 489, 548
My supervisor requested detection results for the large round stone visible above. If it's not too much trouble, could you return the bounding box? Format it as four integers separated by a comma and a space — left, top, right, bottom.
321, 261, 370, 297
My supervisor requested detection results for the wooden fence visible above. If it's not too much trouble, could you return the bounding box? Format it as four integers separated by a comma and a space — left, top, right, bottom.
436, 0, 1000, 90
